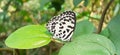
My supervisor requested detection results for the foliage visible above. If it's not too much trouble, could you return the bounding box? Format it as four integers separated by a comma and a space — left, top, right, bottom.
5, 25, 51, 49
101, 14, 120, 55
59, 34, 116, 55
73, 20, 95, 37
0, 0, 120, 55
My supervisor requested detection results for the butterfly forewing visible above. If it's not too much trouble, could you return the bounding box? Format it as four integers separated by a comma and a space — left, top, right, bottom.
46, 11, 76, 41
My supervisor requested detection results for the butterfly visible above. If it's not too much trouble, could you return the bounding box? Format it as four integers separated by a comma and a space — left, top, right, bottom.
46, 11, 76, 41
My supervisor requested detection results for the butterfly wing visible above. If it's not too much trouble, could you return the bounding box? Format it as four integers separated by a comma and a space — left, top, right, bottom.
46, 11, 76, 41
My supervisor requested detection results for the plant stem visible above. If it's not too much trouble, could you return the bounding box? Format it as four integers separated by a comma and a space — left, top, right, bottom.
96, 0, 114, 34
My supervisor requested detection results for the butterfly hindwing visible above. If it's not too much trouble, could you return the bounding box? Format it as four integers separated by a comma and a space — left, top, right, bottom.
46, 11, 76, 41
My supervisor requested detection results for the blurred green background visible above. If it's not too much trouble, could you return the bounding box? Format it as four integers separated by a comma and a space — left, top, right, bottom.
0, 0, 120, 55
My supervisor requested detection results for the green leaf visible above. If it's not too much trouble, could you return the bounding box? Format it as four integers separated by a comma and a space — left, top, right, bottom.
40, 0, 50, 9
100, 28, 110, 38
77, 11, 91, 19
5, 25, 51, 49
73, 0, 82, 7
59, 34, 116, 55
104, 14, 120, 55
73, 20, 95, 38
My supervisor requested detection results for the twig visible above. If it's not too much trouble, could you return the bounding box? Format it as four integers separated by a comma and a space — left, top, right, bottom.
49, 42, 52, 55
26, 49, 29, 55
96, 0, 114, 34
29, 14, 39, 24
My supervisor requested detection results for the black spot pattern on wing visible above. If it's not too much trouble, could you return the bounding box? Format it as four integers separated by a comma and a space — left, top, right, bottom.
46, 11, 76, 41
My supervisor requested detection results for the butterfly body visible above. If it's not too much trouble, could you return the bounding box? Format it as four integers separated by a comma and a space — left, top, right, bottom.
46, 11, 76, 41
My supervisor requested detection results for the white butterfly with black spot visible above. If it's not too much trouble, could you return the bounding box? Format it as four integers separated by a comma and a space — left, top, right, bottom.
46, 11, 76, 41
